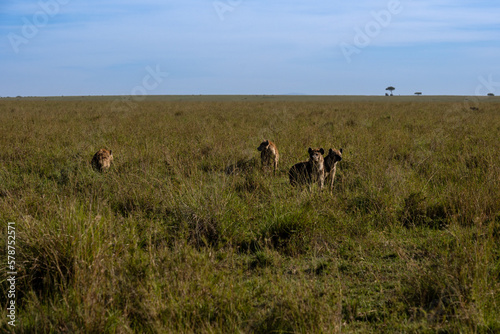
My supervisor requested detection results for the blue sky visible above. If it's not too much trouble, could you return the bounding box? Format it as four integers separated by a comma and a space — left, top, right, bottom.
1, 0, 499, 96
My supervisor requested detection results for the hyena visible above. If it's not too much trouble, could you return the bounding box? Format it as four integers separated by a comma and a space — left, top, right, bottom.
257, 140, 279, 175
289, 148, 325, 189
324, 148, 343, 192
91, 148, 113, 172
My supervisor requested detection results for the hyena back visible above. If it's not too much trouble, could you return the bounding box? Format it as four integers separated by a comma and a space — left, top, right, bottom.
289, 147, 325, 189
257, 140, 279, 175
91, 148, 113, 172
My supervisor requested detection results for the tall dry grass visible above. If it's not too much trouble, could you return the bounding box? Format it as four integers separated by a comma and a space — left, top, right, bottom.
0, 98, 499, 333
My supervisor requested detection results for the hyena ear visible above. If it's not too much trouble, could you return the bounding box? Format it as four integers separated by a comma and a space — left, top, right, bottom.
308, 147, 313, 154
319, 148, 325, 155
109, 150, 112, 155
339, 148, 343, 154
329, 148, 334, 154
264, 140, 269, 145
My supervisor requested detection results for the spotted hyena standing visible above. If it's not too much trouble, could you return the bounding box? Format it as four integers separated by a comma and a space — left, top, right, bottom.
289, 147, 325, 189
91, 148, 113, 172
257, 140, 279, 175
324, 148, 343, 192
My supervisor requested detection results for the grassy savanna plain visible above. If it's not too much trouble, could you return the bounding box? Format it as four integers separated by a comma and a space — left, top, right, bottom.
0, 96, 499, 333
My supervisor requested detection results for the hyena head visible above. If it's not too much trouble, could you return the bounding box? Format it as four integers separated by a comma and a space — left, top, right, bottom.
308, 147, 325, 164
101, 149, 113, 170
257, 140, 270, 151
327, 148, 342, 163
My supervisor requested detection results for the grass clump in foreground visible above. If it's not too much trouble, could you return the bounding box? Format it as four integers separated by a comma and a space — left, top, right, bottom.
0, 98, 499, 333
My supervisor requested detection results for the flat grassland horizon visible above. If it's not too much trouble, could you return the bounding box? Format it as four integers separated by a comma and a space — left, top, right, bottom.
0, 97, 499, 333
4, 94, 500, 103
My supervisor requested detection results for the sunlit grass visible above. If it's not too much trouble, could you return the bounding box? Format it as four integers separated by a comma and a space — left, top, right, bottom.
0, 98, 499, 332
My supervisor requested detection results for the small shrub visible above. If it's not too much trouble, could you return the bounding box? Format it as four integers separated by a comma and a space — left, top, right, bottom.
397, 263, 470, 323
179, 208, 220, 248
260, 209, 311, 256
249, 250, 274, 269
225, 157, 259, 175
253, 301, 298, 333
347, 193, 384, 214
398, 192, 448, 229
234, 172, 270, 195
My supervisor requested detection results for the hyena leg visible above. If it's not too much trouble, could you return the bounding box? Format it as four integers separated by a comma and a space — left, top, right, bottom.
319, 173, 325, 190
329, 168, 336, 192
261, 157, 268, 171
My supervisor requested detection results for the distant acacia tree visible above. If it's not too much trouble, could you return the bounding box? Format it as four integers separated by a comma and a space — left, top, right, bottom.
385, 86, 395, 96
414, 92, 422, 96
487, 93, 495, 97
